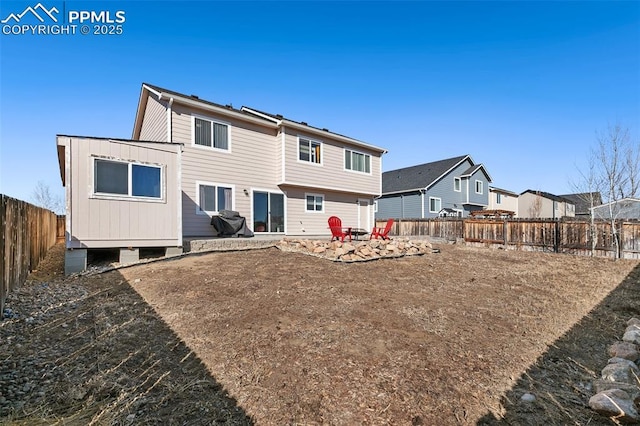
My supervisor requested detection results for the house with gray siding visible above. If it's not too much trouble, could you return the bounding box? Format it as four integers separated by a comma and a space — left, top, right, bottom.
376, 155, 492, 219
591, 198, 640, 219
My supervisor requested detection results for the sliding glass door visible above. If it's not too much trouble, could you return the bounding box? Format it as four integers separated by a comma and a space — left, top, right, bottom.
253, 191, 284, 233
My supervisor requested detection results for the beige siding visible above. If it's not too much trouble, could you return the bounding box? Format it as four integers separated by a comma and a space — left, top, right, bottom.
282, 129, 382, 196
284, 187, 374, 236
59, 136, 181, 248
488, 189, 519, 216
518, 193, 574, 218
171, 104, 280, 236
139, 93, 167, 142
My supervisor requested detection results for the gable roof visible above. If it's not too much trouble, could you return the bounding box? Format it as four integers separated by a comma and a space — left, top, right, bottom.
559, 192, 603, 214
520, 189, 573, 204
460, 163, 493, 182
133, 83, 387, 154
382, 155, 470, 194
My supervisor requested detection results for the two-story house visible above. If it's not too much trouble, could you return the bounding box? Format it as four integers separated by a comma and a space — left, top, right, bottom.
518, 190, 575, 218
375, 155, 492, 219
488, 186, 519, 216
58, 83, 387, 273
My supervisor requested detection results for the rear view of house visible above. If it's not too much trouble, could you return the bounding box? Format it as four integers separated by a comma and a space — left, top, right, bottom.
376, 155, 492, 219
58, 83, 387, 273
518, 190, 575, 218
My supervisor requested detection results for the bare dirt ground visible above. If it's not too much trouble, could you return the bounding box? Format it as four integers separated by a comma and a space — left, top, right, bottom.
1, 242, 639, 425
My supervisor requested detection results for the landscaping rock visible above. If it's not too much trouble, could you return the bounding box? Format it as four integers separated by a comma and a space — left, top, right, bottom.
601, 358, 639, 383
609, 341, 640, 362
277, 238, 436, 262
623, 325, 640, 345
593, 380, 640, 404
589, 389, 639, 423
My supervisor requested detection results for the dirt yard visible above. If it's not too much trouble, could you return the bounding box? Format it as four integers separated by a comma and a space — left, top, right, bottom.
1, 242, 639, 425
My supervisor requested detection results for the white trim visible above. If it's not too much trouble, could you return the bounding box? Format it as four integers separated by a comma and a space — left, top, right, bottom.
475, 180, 483, 195
195, 181, 235, 216
278, 180, 380, 196
374, 200, 378, 213
297, 135, 323, 166
240, 107, 282, 124
357, 198, 370, 230
421, 191, 425, 218
191, 113, 232, 153
454, 177, 461, 192
428, 197, 441, 213
424, 155, 471, 190
143, 83, 162, 98
176, 147, 182, 245
90, 156, 165, 202
304, 192, 325, 213
281, 126, 286, 183
344, 148, 372, 175
166, 97, 173, 142
282, 119, 387, 154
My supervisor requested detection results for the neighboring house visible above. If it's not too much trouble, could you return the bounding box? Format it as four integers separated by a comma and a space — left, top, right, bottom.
591, 198, 640, 219
488, 186, 519, 216
518, 190, 575, 218
559, 192, 602, 217
376, 155, 492, 219
58, 83, 387, 272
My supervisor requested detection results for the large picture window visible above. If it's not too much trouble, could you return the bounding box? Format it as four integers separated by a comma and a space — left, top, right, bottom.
299, 137, 322, 164
345, 149, 371, 173
197, 182, 233, 214
94, 158, 162, 199
194, 116, 229, 150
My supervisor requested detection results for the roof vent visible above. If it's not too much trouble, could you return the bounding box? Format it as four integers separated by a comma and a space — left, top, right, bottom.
191, 94, 199, 99
276, 114, 283, 119
225, 104, 233, 109
322, 128, 329, 132
301, 122, 307, 126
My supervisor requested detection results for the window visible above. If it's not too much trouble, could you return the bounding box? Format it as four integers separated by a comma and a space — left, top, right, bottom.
197, 182, 233, 214
298, 137, 321, 164
193, 116, 229, 150
454, 177, 461, 192
496, 193, 502, 204
94, 158, 162, 199
374, 200, 378, 213
475, 180, 483, 194
344, 149, 371, 173
305, 194, 324, 212
429, 197, 441, 213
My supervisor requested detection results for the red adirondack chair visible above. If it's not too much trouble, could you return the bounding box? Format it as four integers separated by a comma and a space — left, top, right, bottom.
328, 216, 352, 242
370, 219, 394, 240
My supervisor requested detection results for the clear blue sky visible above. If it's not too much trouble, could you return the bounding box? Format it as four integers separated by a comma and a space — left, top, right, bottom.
1, 1, 639, 203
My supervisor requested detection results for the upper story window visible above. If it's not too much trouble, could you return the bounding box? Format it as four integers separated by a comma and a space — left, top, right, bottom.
475, 180, 483, 194
454, 177, 461, 192
496, 193, 502, 204
298, 137, 322, 164
193, 115, 230, 151
345, 149, 371, 173
94, 158, 162, 199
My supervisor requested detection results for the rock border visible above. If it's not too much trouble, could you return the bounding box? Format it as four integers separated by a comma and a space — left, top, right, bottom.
589, 317, 640, 423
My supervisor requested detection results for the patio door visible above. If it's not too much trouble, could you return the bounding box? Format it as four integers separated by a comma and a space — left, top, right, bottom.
253, 191, 284, 233
358, 199, 370, 231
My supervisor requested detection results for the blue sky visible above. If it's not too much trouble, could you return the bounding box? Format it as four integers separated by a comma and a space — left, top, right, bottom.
1, 1, 639, 203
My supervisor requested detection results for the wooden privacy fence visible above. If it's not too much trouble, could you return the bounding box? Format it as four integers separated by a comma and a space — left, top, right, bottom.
376, 218, 640, 259
1, 195, 60, 313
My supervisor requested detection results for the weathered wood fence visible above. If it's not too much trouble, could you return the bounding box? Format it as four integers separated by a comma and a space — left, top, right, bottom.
376, 218, 640, 259
1, 195, 60, 312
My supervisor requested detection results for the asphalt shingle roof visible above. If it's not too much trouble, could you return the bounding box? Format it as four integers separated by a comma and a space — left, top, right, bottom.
382, 155, 469, 193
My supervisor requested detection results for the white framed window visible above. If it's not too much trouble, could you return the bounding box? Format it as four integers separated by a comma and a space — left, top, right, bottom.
496, 193, 502, 204
344, 149, 371, 173
475, 180, 483, 194
305, 193, 324, 212
454, 177, 461, 192
93, 157, 163, 200
429, 197, 441, 213
374, 200, 378, 213
192, 115, 230, 151
298, 136, 322, 164
196, 181, 234, 215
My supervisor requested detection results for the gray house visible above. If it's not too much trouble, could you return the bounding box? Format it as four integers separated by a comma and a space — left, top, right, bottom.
559, 192, 602, 217
376, 155, 492, 219
592, 198, 640, 219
